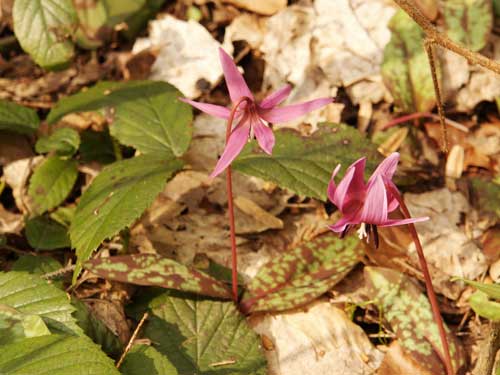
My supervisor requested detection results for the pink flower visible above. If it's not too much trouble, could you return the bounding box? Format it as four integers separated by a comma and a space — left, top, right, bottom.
327, 152, 429, 245
181, 48, 333, 177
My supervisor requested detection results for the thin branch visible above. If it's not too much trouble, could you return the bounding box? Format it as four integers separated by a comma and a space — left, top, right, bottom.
116, 312, 149, 369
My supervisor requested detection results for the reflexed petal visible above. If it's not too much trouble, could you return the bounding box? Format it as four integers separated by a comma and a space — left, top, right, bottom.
379, 216, 430, 227
179, 98, 230, 119
370, 152, 400, 181
219, 48, 253, 103
259, 85, 292, 109
258, 97, 333, 123
210, 122, 250, 178
328, 216, 357, 233
358, 175, 388, 225
252, 117, 275, 154
327, 164, 342, 203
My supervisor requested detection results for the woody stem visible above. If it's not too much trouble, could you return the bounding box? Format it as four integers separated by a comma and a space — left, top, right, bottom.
225, 97, 250, 303
388, 184, 454, 375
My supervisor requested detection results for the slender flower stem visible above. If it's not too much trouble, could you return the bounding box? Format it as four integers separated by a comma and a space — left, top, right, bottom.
388, 183, 454, 375
224, 97, 251, 303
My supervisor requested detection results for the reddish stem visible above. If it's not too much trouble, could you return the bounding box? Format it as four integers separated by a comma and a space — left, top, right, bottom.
382, 112, 435, 130
388, 183, 454, 375
225, 97, 250, 303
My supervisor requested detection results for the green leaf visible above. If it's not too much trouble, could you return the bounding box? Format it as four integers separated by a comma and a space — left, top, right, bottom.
85, 254, 232, 299
365, 267, 465, 374
71, 298, 122, 357
50, 205, 76, 227
0, 271, 80, 334
232, 123, 380, 200
241, 234, 363, 313
120, 0, 165, 39
0, 305, 51, 345
35, 128, 80, 156
443, 0, 493, 52
121, 344, 178, 375
25, 216, 71, 250
70, 155, 183, 282
80, 129, 116, 164
470, 177, 500, 218
0, 335, 120, 374
0, 99, 40, 135
381, 10, 436, 113
28, 156, 78, 215
74, 0, 108, 49
495, 0, 500, 17
469, 290, 500, 321
12, 0, 77, 69
12, 255, 62, 275
143, 292, 267, 374
454, 278, 500, 300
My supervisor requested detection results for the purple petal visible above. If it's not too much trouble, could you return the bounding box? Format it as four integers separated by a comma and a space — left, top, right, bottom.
219, 48, 253, 103
210, 121, 250, 178
378, 216, 430, 227
333, 158, 366, 211
327, 164, 342, 204
259, 85, 292, 109
258, 97, 333, 123
358, 174, 388, 225
370, 152, 400, 181
252, 117, 275, 154
179, 98, 230, 119
328, 215, 357, 233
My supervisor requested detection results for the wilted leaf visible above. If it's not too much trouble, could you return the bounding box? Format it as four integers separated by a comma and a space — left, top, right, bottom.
469, 290, 500, 321
12, 0, 77, 69
364, 267, 465, 374
121, 345, 178, 375
0, 271, 80, 334
443, 0, 493, 52
143, 292, 267, 374
35, 128, 80, 156
0, 335, 120, 374
12, 255, 62, 275
0, 305, 51, 345
70, 155, 182, 282
28, 156, 78, 215
85, 254, 231, 299
0, 100, 40, 135
25, 216, 71, 250
241, 234, 363, 313
381, 10, 435, 113
232, 124, 380, 200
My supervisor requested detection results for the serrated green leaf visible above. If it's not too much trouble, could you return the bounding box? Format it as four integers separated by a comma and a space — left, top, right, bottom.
381, 10, 436, 113
0, 271, 80, 334
70, 155, 183, 283
71, 298, 122, 357
0, 334, 120, 374
469, 290, 500, 321
0, 305, 51, 345
241, 234, 363, 313
12, 0, 77, 69
85, 254, 232, 299
365, 267, 465, 374
143, 292, 267, 375
35, 128, 80, 156
12, 255, 62, 275
28, 156, 78, 215
443, 0, 493, 52
232, 123, 380, 200
25, 216, 71, 250
121, 344, 178, 375
0, 100, 40, 135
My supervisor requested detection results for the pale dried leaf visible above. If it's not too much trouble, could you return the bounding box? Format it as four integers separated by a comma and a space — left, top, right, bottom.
222, 0, 286, 15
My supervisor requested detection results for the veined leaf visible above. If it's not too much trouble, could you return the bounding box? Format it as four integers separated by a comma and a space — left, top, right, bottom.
121, 345, 178, 375
25, 216, 71, 250
232, 124, 380, 200
241, 234, 363, 313
28, 156, 78, 215
35, 128, 80, 156
143, 292, 267, 374
381, 10, 436, 113
443, 0, 493, 52
365, 267, 465, 374
70, 155, 183, 283
0, 335, 120, 374
12, 0, 77, 69
85, 254, 231, 299
0, 305, 51, 345
0, 100, 40, 135
469, 290, 500, 321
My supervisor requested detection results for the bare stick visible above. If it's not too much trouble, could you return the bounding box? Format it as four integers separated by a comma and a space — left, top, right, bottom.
116, 312, 149, 369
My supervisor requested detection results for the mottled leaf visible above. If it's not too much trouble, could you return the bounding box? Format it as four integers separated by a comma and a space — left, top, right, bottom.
469, 290, 500, 321
365, 267, 465, 374
381, 10, 436, 113
12, 0, 77, 69
121, 344, 178, 375
85, 254, 231, 299
25, 216, 71, 250
143, 292, 267, 374
233, 123, 380, 200
0, 335, 120, 374
28, 156, 78, 215
70, 155, 183, 283
35, 128, 80, 156
0, 99, 40, 135
0, 305, 51, 345
443, 0, 493, 52
241, 234, 363, 313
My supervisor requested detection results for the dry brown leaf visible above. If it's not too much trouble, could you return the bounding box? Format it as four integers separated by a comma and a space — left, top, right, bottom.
222, 0, 286, 15
0, 203, 23, 234
377, 341, 434, 375
234, 196, 283, 234
0, 132, 34, 166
